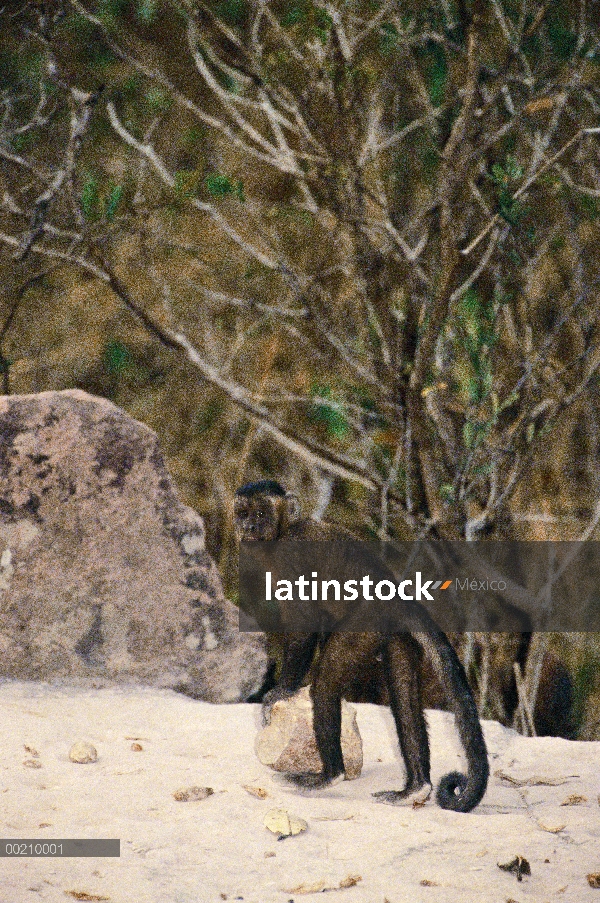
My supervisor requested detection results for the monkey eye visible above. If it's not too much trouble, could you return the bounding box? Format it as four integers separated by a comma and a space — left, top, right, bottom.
256, 511, 264, 518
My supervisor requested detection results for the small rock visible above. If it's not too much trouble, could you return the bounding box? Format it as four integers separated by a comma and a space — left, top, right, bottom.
243, 785, 268, 799
69, 742, 98, 764
255, 686, 362, 779
172, 786, 214, 802
64, 892, 109, 901
131, 743, 143, 752
283, 875, 361, 894
23, 759, 42, 769
588, 872, 600, 889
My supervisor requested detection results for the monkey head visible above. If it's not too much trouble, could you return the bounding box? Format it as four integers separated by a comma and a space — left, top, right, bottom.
234, 480, 301, 541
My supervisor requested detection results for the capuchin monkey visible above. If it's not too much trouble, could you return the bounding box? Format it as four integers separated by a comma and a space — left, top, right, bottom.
234, 480, 489, 813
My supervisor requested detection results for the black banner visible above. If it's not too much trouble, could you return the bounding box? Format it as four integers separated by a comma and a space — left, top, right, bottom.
239, 541, 600, 632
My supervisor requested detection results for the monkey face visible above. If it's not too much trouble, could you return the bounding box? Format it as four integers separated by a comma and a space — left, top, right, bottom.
234, 496, 281, 541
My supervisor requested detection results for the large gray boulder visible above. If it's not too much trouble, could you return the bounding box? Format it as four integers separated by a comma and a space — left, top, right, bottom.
0, 389, 266, 702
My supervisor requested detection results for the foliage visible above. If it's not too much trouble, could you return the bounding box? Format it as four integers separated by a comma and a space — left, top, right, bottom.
489, 155, 528, 227
418, 41, 448, 107
81, 176, 101, 222
137, 0, 158, 24
216, 0, 248, 26
104, 340, 133, 374
204, 173, 245, 202
309, 386, 350, 439
1, 0, 599, 555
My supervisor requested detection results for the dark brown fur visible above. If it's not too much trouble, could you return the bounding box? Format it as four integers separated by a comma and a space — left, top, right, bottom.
234, 481, 489, 811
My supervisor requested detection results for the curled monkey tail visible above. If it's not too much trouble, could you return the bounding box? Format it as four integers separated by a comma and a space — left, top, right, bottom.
419, 630, 489, 813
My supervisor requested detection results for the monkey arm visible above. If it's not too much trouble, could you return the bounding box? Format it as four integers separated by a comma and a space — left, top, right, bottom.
261, 632, 319, 723
278, 633, 320, 691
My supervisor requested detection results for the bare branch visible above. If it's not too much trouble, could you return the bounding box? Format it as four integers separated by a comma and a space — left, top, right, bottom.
351, 0, 397, 52
97, 258, 393, 494
449, 226, 502, 302
0, 231, 107, 279
17, 87, 98, 259
69, 0, 310, 171
106, 101, 281, 271
193, 283, 308, 319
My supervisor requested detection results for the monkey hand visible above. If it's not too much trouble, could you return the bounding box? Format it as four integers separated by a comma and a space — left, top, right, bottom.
261, 687, 296, 725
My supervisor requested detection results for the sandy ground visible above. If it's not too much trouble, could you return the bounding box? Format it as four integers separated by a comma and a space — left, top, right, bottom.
0, 681, 599, 903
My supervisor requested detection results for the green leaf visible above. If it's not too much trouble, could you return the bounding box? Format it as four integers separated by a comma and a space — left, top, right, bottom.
578, 195, 600, 221
420, 42, 447, 107
490, 155, 522, 185
460, 287, 482, 317
194, 400, 224, 434
104, 340, 132, 374
120, 75, 143, 97
137, 0, 157, 23
498, 190, 528, 226
313, 404, 349, 438
281, 4, 306, 27
145, 87, 172, 111
206, 174, 233, 197
204, 172, 245, 201
309, 385, 349, 438
81, 176, 100, 222
221, 72, 241, 94
314, 8, 333, 43
105, 185, 123, 221
379, 23, 400, 55
547, 22, 578, 59
10, 132, 33, 152
463, 421, 476, 449
490, 163, 506, 185
98, 0, 128, 24
439, 483, 456, 504
216, 0, 247, 26
504, 154, 523, 180
181, 126, 206, 146
467, 377, 482, 404
482, 370, 493, 397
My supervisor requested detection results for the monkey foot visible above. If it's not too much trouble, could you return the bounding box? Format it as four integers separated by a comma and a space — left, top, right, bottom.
287, 772, 345, 790
373, 782, 432, 806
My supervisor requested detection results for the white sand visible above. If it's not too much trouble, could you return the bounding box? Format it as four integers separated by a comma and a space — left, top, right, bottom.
0, 681, 598, 903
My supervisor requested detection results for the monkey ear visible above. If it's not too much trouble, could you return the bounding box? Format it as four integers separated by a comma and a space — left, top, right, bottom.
285, 492, 301, 524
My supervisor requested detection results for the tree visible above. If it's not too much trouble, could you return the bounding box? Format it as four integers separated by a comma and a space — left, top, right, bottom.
1, 0, 600, 728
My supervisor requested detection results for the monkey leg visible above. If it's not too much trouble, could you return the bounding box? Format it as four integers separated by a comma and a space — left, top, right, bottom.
288, 633, 371, 789
373, 634, 432, 806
